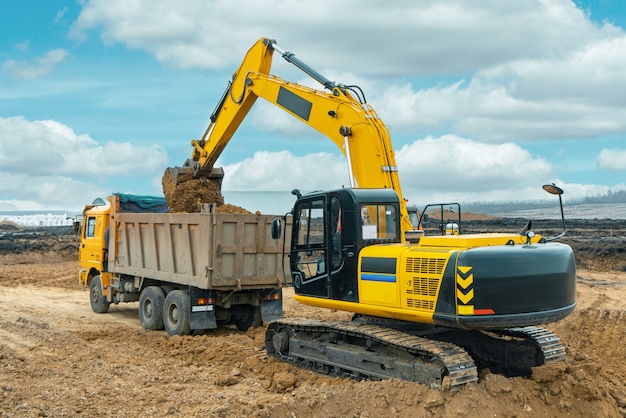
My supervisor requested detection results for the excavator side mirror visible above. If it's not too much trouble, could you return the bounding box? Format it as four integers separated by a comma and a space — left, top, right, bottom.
542, 184, 564, 195
542, 183, 567, 242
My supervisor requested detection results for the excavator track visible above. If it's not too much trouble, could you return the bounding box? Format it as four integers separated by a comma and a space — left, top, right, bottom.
496, 326, 566, 363
427, 325, 567, 377
265, 318, 478, 390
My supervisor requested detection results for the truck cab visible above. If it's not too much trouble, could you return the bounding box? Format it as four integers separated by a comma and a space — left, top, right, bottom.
79, 200, 110, 287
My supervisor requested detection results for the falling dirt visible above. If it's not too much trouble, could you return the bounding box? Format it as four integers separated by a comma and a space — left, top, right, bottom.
162, 167, 225, 213
0, 222, 625, 417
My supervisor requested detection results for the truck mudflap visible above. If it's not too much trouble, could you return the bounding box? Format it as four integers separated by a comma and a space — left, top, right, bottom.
260, 289, 284, 323
189, 287, 217, 331
265, 318, 478, 390
190, 305, 218, 330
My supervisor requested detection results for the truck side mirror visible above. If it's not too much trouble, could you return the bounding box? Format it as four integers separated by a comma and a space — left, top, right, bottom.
271, 219, 282, 239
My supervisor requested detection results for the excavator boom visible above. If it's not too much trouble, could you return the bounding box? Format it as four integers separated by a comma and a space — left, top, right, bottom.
164, 38, 412, 232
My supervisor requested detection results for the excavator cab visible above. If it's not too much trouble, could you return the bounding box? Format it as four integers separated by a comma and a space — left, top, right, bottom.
289, 188, 401, 303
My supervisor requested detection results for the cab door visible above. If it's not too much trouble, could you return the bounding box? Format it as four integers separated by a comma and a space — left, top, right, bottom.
290, 196, 329, 298
79, 214, 106, 273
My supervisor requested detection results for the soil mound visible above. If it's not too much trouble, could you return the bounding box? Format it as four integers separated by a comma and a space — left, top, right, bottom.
0, 226, 79, 263
162, 168, 225, 212
216, 204, 253, 215
0, 220, 20, 231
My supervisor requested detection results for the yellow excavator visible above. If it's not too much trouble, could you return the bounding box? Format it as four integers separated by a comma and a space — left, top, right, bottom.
166, 38, 576, 389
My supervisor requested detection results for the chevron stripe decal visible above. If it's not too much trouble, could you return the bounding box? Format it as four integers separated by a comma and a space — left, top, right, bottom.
457, 288, 474, 304
456, 265, 475, 314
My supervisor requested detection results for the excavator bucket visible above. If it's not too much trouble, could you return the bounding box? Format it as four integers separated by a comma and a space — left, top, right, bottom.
162, 164, 225, 212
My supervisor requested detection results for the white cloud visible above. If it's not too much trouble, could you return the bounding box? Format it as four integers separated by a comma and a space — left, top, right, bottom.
54, 6, 69, 24
221, 150, 351, 192
395, 135, 553, 203
597, 148, 626, 170
370, 33, 626, 140
0, 116, 168, 177
14, 41, 30, 52
69, 0, 619, 74
0, 116, 170, 210
2, 49, 69, 80
0, 172, 109, 211
67, 0, 626, 145
217, 135, 558, 204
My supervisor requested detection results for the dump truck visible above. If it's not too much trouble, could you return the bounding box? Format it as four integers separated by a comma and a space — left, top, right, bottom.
78, 194, 288, 335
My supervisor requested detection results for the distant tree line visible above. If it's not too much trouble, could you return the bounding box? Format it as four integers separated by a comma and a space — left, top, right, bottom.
454, 189, 626, 214
580, 189, 626, 204
461, 200, 554, 214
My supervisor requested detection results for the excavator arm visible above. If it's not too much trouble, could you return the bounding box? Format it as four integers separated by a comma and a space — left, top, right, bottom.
165, 38, 412, 232
187, 38, 275, 174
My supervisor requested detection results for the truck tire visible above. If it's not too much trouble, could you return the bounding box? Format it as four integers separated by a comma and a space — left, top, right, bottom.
89, 275, 110, 314
139, 286, 165, 330
252, 305, 263, 328
233, 305, 256, 331
163, 290, 191, 336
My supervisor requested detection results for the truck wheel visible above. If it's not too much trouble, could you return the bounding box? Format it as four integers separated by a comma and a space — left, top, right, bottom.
139, 286, 165, 330
251, 305, 263, 328
163, 290, 191, 336
89, 275, 110, 314
233, 305, 256, 331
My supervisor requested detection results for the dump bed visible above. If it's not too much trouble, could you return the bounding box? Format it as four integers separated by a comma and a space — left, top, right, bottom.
107, 196, 290, 291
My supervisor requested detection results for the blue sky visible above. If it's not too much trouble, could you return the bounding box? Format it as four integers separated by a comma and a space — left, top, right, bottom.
1, 0, 626, 212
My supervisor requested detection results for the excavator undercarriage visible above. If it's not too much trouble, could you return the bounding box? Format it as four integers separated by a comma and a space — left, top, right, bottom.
265, 317, 565, 390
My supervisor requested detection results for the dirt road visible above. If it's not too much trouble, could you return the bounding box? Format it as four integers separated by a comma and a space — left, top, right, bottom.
0, 226, 625, 417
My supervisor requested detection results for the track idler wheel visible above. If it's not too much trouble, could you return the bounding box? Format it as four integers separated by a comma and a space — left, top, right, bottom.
271, 331, 291, 356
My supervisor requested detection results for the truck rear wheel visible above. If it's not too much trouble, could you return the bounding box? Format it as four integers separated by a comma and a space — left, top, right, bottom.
139, 286, 165, 330
89, 275, 110, 314
233, 305, 258, 331
163, 290, 191, 336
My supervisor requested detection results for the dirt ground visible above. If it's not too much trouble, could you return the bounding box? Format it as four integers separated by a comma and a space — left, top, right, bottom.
0, 222, 625, 417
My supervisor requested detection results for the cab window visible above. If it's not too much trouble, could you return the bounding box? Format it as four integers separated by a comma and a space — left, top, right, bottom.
360, 204, 397, 241
295, 199, 324, 246
84, 217, 96, 238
